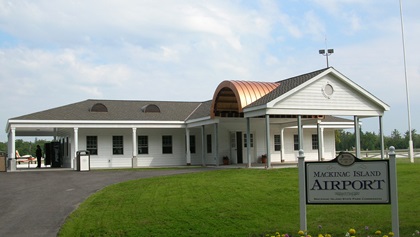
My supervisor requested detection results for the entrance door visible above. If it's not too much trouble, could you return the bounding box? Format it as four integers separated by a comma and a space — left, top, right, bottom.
230, 131, 251, 164
236, 132, 243, 163
242, 132, 254, 164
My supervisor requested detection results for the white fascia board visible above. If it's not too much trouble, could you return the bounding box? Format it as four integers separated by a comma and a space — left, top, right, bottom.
8, 120, 186, 129
265, 108, 385, 117
284, 124, 354, 130
186, 117, 219, 128
244, 107, 267, 118
274, 120, 354, 129
185, 116, 211, 124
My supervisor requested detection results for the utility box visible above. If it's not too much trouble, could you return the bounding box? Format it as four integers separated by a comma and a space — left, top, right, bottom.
0, 152, 6, 172
76, 150, 90, 171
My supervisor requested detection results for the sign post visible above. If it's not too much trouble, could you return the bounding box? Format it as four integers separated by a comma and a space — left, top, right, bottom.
298, 150, 306, 232
389, 147, 400, 236
300, 149, 400, 236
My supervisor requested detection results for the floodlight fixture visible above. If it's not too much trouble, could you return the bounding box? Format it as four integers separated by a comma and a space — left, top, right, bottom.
319, 48, 334, 67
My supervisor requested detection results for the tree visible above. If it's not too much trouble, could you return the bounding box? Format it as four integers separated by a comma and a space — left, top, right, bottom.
335, 130, 355, 151
360, 131, 379, 150
387, 129, 405, 149
0, 139, 51, 157
0, 142, 6, 153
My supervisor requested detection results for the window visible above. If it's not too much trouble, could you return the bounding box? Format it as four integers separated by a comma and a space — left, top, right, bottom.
206, 134, 212, 153
113, 136, 124, 155
86, 136, 98, 155
243, 133, 254, 147
141, 104, 160, 113
190, 135, 196, 154
312, 134, 318, 150
274, 135, 281, 151
138, 136, 148, 154
90, 103, 108, 112
293, 135, 299, 151
162, 136, 172, 154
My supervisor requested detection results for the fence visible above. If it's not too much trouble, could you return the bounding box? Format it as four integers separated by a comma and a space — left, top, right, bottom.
337, 149, 420, 159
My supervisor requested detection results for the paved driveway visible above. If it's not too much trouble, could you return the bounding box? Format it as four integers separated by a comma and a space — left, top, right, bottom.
0, 168, 216, 237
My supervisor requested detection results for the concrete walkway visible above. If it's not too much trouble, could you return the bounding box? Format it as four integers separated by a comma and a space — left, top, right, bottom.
0, 168, 217, 237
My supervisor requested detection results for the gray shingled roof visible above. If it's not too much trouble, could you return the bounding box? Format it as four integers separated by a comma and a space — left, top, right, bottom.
11, 99, 206, 121
186, 100, 213, 120
10, 68, 335, 123
245, 68, 329, 108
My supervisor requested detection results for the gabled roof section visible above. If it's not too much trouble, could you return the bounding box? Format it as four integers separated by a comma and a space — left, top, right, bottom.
210, 80, 279, 118
243, 67, 390, 117
10, 100, 203, 122
245, 68, 329, 108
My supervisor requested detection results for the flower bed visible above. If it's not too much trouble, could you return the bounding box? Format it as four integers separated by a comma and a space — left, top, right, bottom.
261, 226, 420, 237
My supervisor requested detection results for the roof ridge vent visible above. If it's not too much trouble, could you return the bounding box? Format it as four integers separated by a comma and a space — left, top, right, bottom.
141, 104, 161, 113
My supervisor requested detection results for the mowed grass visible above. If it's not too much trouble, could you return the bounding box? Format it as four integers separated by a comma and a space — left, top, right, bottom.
59, 160, 420, 236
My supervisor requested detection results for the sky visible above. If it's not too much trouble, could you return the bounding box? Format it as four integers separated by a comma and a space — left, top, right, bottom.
1, 0, 419, 142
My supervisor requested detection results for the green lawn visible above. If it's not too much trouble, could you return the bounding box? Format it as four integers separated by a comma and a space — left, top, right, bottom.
59, 160, 420, 236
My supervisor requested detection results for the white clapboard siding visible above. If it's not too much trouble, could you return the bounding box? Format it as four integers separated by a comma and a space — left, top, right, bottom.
90, 157, 110, 168
280, 128, 336, 162
274, 75, 381, 114
136, 128, 186, 167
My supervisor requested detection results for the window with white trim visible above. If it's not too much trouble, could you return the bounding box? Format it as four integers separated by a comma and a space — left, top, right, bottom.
274, 135, 281, 151
86, 136, 98, 155
162, 136, 172, 154
138, 136, 148, 154
113, 136, 124, 155
312, 134, 318, 150
243, 133, 254, 147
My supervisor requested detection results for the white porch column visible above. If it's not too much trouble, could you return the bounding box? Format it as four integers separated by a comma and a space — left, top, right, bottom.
320, 127, 325, 160
73, 127, 79, 170
213, 123, 219, 166
379, 116, 385, 160
297, 115, 304, 152
246, 117, 251, 168
265, 114, 271, 168
7, 128, 16, 171
354, 116, 361, 158
317, 122, 321, 161
317, 121, 325, 161
132, 128, 137, 168
186, 127, 191, 165
201, 125, 205, 166
281, 128, 285, 162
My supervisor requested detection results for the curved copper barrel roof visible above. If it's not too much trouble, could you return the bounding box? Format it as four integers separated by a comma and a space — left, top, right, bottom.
211, 80, 279, 117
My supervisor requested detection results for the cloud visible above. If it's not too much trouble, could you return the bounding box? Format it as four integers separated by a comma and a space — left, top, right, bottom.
1, 0, 420, 141
303, 10, 326, 40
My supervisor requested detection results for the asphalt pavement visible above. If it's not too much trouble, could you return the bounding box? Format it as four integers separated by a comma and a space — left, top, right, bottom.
0, 167, 216, 237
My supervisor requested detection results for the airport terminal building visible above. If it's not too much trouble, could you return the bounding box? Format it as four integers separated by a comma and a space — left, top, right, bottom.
5, 67, 389, 170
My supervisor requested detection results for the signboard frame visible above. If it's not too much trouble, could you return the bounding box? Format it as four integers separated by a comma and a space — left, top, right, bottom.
305, 152, 391, 205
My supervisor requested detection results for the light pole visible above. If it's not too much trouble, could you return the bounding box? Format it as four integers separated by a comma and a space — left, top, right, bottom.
319, 49, 334, 67
399, 0, 414, 162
